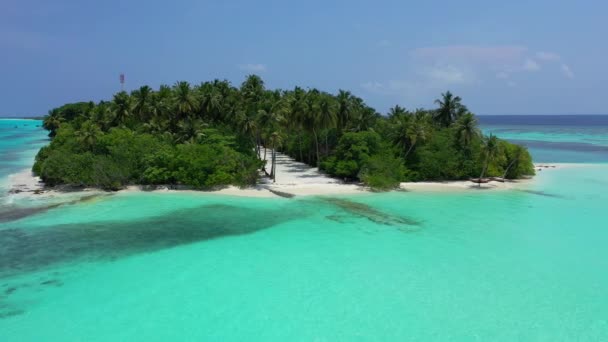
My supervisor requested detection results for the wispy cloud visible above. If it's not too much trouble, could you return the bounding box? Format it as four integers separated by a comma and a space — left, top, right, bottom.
426, 65, 473, 85
411, 45, 528, 66
523, 58, 541, 71
237, 63, 267, 73
361, 45, 575, 104
535, 51, 561, 61
360, 66, 475, 98
561, 64, 575, 79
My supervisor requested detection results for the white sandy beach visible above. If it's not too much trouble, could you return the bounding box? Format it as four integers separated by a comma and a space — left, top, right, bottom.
4, 151, 579, 200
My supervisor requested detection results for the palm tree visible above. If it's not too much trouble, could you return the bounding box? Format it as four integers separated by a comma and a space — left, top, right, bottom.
302, 89, 323, 166
317, 94, 337, 155
389, 114, 411, 156
434, 91, 467, 127
132, 85, 153, 122
352, 107, 378, 132
111, 91, 132, 126
502, 145, 524, 179
336, 90, 355, 135
236, 111, 259, 156
269, 130, 284, 182
255, 91, 285, 162
142, 116, 169, 135
453, 112, 480, 151
43, 109, 63, 137
198, 81, 223, 122
404, 116, 429, 158
388, 105, 407, 119
286, 87, 308, 161
75, 121, 102, 149
176, 118, 207, 144
478, 134, 500, 187
152, 84, 173, 120
240, 75, 265, 115
173, 81, 197, 120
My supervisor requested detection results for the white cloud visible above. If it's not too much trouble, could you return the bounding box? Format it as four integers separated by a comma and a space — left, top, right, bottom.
361, 45, 574, 102
561, 64, 575, 79
237, 63, 267, 72
536, 51, 561, 61
427, 65, 470, 85
360, 81, 388, 93
411, 45, 528, 66
523, 58, 541, 71
360, 66, 473, 99
360, 80, 413, 95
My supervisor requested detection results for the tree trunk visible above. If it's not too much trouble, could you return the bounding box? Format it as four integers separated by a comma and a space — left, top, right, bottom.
313, 128, 320, 167
272, 147, 277, 182
479, 153, 490, 188
325, 132, 329, 156
298, 133, 303, 162
255, 134, 261, 158
251, 137, 258, 157
263, 145, 267, 163
404, 142, 416, 159
502, 157, 518, 179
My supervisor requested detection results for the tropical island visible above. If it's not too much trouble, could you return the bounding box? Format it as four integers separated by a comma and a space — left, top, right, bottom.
33, 75, 534, 192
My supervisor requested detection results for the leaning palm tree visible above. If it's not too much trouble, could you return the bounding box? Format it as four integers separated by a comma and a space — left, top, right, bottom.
43, 109, 63, 137
434, 91, 467, 127
404, 116, 429, 158
453, 112, 480, 151
478, 134, 500, 187
502, 145, 524, 179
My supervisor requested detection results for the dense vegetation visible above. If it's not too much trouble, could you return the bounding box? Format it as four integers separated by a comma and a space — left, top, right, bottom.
34, 75, 534, 190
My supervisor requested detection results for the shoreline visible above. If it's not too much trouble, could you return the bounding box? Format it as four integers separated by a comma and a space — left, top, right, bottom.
4, 162, 587, 201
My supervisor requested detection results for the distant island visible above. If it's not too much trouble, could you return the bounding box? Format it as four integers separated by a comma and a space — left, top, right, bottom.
33, 75, 534, 191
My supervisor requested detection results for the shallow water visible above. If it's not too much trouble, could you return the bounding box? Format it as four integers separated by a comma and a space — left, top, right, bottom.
1, 118, 607, 340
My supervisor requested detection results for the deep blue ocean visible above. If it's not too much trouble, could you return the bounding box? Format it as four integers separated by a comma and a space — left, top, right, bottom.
479, 115, 608, 163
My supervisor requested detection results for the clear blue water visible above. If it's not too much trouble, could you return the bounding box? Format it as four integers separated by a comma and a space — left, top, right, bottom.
1, 116, 607, 340
480, 115, 608, 163
0, 119, 47, 186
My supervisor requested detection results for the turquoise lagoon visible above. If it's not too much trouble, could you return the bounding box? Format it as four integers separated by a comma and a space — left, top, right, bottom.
1, 118, 607, 340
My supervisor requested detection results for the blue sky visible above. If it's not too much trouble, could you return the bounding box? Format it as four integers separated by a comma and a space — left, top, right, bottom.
1, 0, 606, 116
